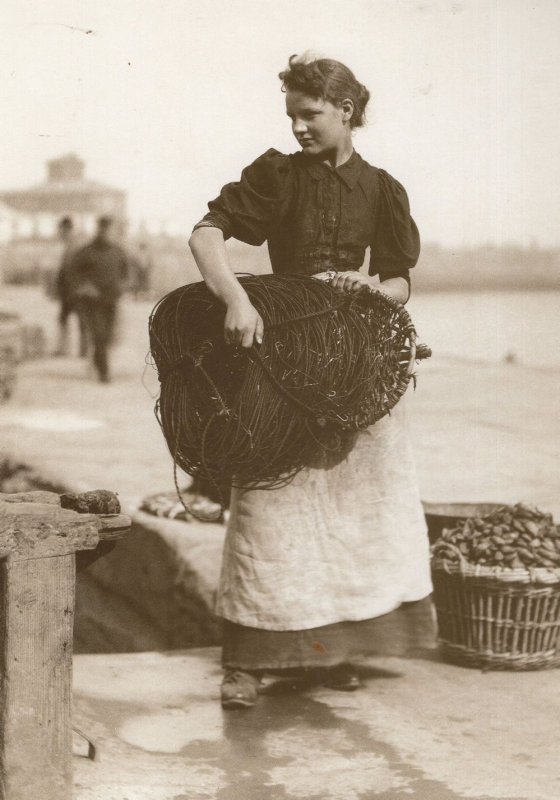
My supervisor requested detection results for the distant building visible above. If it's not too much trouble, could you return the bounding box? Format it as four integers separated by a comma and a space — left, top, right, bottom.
0, 154, 126, 241
0, 201, 32, 244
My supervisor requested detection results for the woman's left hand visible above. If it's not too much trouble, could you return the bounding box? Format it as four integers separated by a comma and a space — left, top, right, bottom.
328, 271, 374, 294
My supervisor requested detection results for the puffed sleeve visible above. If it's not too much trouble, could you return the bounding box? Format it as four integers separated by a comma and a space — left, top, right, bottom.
192, 149, 294, 246
369, 169, 420, 284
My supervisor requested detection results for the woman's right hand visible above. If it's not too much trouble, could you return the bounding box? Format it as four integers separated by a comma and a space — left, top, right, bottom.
224, 296, 264, 348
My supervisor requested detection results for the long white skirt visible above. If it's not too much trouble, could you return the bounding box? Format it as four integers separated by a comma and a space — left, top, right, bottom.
216, 396, 432, 631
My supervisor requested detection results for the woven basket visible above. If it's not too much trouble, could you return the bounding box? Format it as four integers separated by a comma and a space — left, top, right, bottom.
432, 552, 560, 670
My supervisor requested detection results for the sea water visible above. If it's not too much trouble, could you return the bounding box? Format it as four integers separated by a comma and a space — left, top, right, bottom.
408, 290, 560, 369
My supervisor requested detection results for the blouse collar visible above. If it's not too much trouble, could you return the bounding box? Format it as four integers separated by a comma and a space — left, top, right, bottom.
305, 150, 364, 189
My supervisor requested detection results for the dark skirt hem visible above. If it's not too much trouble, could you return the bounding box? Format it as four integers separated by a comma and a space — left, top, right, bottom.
222, 598, 435, 671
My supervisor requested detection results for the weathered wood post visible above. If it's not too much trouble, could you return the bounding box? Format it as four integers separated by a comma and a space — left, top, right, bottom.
0, 491, 130, 800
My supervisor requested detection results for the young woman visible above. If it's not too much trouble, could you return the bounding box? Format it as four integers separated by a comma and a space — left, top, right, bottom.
189, 54, 433, 708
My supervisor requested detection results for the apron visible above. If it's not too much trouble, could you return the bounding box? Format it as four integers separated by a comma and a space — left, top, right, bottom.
216, 394, 432, 631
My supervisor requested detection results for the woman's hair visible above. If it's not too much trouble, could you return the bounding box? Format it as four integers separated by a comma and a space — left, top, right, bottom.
278, 53, 370, 128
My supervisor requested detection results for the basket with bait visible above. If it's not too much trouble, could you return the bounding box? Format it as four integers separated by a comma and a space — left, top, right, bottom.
149, 273, 431, 492
431, 503, 560, 670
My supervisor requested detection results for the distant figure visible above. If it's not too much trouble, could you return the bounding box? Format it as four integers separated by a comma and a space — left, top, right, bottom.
53, 217, 87, 357
129, 241, 153, 299
67, 216, 129, 383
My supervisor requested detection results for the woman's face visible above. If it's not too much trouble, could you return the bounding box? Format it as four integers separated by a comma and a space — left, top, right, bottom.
285, 89, 351, 158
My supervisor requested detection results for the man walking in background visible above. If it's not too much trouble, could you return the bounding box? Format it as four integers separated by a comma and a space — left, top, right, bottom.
67, 216, 129, 383
53, 216, 87, 357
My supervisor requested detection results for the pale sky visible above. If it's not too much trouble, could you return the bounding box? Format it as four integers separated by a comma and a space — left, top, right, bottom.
1, 0, 559, 246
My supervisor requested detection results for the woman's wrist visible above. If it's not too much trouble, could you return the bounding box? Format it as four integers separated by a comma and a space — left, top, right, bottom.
379, 276, 410, 304
222, 283, 250, 308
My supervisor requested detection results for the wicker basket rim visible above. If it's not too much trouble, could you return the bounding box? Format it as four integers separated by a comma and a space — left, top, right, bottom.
431, 556, 560, 585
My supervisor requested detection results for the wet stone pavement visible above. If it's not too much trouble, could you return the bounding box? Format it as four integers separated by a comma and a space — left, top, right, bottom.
73, 648, 560, 800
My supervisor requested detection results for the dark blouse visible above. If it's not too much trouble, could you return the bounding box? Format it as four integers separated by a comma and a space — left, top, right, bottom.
193, 148, 420, 283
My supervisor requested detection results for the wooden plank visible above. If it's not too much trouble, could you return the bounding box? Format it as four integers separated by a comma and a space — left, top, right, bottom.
98, 513, 131, 540
422, 501, 504, 519
0, 501, 90, 520
0, 499, 130, 547
0, 492, 61, 506
0, 503, 100, 560
0, 554, 74, 800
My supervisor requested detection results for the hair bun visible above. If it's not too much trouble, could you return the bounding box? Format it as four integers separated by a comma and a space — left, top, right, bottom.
357, 83, 370, 112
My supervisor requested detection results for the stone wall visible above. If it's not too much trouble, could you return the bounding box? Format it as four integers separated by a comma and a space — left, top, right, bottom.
74, 511, 225, 653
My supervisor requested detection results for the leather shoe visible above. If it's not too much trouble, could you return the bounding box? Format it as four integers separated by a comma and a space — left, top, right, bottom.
221, 669, 262, 709
322, 664, 361, 691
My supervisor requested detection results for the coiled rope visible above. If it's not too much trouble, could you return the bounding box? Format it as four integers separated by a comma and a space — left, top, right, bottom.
149, 273, 430, 493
